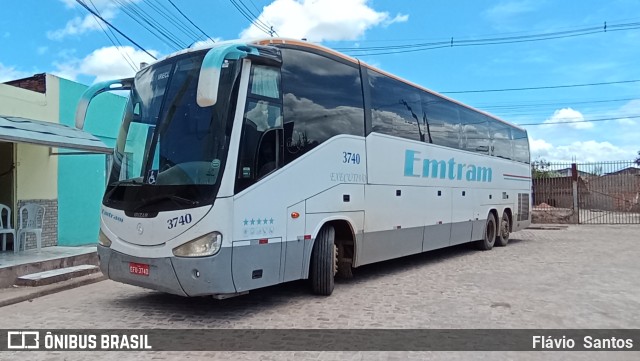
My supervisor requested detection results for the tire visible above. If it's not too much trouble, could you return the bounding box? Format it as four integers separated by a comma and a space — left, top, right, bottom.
495, 213, 510, 247
476, 213, 497, 251
310, 225, 336, 295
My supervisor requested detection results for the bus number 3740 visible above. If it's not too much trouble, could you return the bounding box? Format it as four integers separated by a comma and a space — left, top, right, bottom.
167, 214, 193, 229
342, 152, 361, 165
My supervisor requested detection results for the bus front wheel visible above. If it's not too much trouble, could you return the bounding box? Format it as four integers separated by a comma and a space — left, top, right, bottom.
476, 213, 496, 251
310, 225, 336, 296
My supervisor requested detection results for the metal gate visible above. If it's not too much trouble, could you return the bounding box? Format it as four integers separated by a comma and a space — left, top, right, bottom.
533, 160, 640, 224
577, 161, 640, 224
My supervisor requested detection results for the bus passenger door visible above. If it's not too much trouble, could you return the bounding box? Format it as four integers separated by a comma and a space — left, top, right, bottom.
283, 201, 306, 282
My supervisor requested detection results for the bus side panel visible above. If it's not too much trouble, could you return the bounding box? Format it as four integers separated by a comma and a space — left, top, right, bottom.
448, 186, 474, 246
470, 211, 486, 241
232, 135, 367, 284
473, 189, 494, 240
360, 185, 427, 265
306, 184, 365, 213
283, 201, 305, 282
232, 238, 282, 292
421, 186, 452, 251
512, 191, 532, 232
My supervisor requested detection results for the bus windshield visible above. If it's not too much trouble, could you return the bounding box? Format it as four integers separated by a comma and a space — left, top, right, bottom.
104, 51, 241, 213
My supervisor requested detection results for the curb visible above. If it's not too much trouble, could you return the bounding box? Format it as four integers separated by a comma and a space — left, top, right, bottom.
0, 273, 107, 308
527, 225, 570, 230
0, 251, 99, 289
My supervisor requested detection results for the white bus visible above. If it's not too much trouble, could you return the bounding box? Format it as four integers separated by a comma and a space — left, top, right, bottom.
76, 38, 531, 298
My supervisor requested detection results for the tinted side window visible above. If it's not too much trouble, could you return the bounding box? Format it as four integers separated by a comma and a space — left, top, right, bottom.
422, 93, 461, 149
235, 65, 283, 193
512, 128, 530, 163
459, 108, 490, 155
280, 48, 364, 164
250, 65, 280, 98
369, 70, 425, 142
489, 119, 513, 160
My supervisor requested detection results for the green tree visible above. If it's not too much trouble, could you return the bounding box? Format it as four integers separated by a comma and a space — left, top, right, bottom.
635, 150, 640, 165
531, 158, 553, 179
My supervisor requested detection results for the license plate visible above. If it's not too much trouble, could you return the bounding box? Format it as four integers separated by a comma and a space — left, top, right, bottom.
129, 262, 149, 276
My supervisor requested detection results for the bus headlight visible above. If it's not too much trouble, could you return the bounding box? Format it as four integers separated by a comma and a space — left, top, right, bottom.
98, 229, 112, 247
172, 232, 222, 257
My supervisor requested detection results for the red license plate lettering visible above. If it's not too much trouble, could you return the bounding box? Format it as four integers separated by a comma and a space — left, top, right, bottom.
129, 262, 149, 276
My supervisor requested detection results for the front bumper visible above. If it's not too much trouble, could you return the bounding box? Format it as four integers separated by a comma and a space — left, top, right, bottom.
97, 245, 236, 296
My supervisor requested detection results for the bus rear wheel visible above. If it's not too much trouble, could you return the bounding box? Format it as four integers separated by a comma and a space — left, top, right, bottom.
476, 213, 496, 251
310, 225, 336, 296
495, 212, 510, 247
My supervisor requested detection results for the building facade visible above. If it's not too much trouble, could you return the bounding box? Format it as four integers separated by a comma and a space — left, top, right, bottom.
0, 73, 125, 249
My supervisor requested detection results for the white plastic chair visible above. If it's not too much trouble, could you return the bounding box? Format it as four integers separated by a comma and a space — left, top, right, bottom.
0, 203, 15, 252
16, 203, 45, 252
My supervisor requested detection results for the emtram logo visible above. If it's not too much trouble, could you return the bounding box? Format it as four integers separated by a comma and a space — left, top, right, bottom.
404, 150, 493, 182
7, 331, 40, 349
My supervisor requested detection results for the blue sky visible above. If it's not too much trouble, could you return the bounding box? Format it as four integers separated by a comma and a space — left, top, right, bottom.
1, 0, 639, 162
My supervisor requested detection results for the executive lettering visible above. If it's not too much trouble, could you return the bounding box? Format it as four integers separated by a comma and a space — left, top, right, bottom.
330, 172, 367, 183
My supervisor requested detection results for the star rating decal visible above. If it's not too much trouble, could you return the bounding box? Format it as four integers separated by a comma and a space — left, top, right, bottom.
242, 217, 276, 227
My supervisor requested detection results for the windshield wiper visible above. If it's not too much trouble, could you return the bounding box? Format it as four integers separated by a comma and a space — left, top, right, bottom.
115, 178, 143, 186
137, 194, 199, 210
104, 178, 143, 200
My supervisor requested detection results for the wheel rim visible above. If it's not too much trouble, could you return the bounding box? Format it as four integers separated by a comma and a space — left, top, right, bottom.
501, 219, 509, 239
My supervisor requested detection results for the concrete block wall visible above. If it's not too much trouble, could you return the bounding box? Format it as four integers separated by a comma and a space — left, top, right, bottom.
16, 199, 58, 250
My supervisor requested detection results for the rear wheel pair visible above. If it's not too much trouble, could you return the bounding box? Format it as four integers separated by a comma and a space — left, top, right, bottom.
476, 212, 510, 250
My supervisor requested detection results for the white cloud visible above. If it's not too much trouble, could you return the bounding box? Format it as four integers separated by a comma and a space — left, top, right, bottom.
384, 14, 409, 27
543, 108, 593, 129
554, 141, 634, 162
0, 63, 32, 82
615, 99, 640, 126
191, 38, 224, 49
53, 46, 158, 82
529, 137, 553, 156
48, 0, 140, 40
239, 0, 408, 42
530, 138, 635, 162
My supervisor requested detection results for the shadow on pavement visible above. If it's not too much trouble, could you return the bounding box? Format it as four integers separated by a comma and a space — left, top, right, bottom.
110, 237, 530, 317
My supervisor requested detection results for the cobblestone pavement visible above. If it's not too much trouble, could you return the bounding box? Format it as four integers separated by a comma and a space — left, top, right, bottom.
2, 225, 640, 360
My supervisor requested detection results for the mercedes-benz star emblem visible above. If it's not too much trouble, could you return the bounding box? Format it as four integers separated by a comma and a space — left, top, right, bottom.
137, 223, 144, 235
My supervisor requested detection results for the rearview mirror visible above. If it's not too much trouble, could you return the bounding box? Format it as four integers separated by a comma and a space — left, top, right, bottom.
75, 78, 133, 130
197, 44, 259, 107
